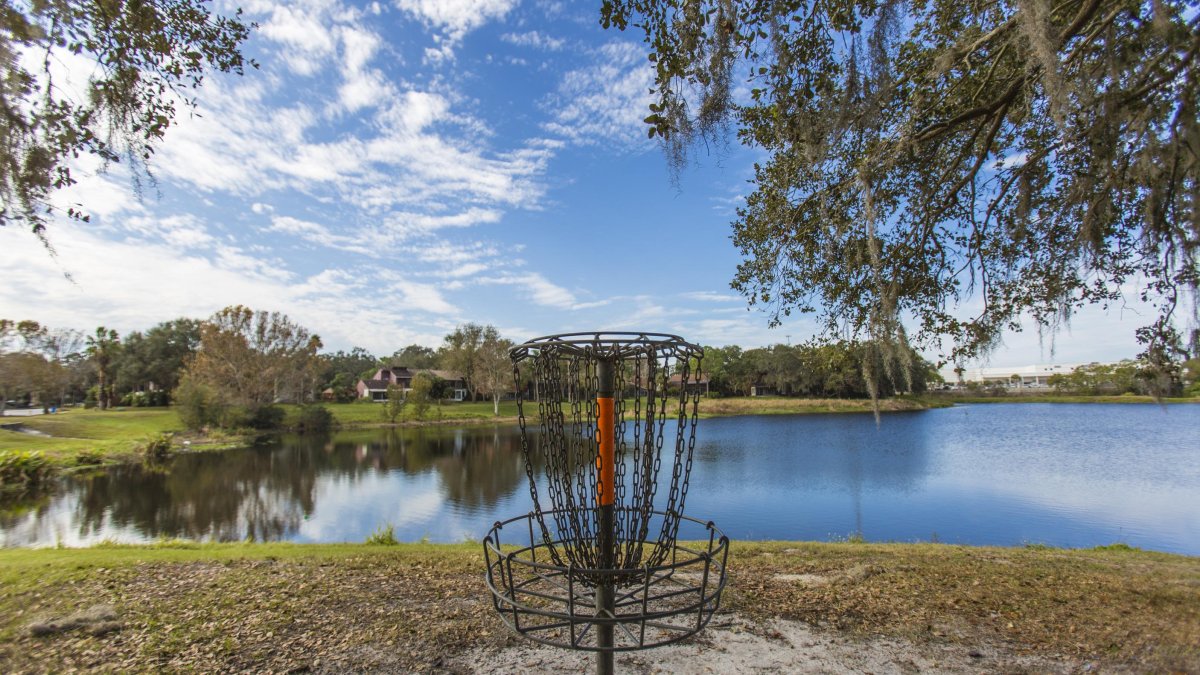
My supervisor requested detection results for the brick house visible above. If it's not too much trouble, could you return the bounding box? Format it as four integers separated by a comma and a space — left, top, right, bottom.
667, 373, 711, 396
356, 366, 468, 402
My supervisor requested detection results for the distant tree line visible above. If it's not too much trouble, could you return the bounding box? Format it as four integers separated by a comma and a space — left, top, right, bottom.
701, 343, 941, 398
1048, 359, 1198, 397
7, 308, 1196, 427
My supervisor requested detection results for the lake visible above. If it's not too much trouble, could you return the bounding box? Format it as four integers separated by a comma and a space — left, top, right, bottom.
2, 403, 1197, 554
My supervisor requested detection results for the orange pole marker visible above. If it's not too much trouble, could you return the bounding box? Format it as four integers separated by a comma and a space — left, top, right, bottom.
597, 396, 615, 506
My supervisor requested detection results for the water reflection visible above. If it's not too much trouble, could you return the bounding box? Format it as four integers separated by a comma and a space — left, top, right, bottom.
1, 404, 1197, 553
330, 427, 533, 510
0, 425, 539, 546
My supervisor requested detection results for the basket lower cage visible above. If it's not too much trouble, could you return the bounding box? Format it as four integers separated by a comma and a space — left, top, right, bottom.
484, 509, 729, 652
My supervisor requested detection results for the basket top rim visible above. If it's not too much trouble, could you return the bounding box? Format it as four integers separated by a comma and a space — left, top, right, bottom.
510, 331, 702, 362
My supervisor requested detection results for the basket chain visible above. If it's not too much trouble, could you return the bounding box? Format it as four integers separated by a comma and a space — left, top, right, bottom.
512, 339, 703, 581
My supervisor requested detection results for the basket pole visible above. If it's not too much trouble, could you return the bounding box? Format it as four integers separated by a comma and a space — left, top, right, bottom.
596, 358, 615, 675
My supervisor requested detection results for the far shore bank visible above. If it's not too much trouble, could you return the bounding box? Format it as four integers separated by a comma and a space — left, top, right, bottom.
931, 393, 1200, 404
0, 540, 1195, 672
2, 393, 1195, 478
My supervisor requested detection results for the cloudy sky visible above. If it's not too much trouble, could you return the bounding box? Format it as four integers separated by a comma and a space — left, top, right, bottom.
0, 0, 1158, 369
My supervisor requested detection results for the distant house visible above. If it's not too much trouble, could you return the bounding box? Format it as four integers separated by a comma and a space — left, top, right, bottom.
749, 382, 776, 397
356, 366, 468, 402
667, 373, 711, 396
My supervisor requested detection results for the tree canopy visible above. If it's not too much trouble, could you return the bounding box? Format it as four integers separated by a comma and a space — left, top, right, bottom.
184, 305, 322, 409
1, 319, 82, 409
440, 323, 503, 401
601, 0, 1199, 371
1, 0, 254, 239
115, 318, 201, 394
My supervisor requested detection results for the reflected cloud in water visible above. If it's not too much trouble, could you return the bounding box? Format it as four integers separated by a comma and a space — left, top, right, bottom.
1, 404, 1197, 553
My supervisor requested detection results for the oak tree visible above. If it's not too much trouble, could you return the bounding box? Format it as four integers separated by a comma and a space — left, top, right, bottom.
183, 306, 322, 410
602, 0, 1200, 373
1, 0, 254, 240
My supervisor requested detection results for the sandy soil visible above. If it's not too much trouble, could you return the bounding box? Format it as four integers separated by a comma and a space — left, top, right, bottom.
449, 613, 1092, 674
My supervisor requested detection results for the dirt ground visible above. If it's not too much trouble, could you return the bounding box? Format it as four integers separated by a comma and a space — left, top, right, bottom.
451, 613, 1090, 674
1, 542, 1197, 673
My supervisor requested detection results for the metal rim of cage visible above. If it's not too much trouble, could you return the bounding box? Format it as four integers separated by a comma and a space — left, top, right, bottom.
483, 508, 729, 653
509, 331, 703, 363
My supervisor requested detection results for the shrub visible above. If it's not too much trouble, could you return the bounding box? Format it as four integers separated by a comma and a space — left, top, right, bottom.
74, 449, 104, 467
83, 386, 98, 409
141, 434, 173, 461
295, 404, 333, 433
364, 524, 399, 546
175, 376, 224, 430
382, 384, 406, 423
0, 451, 53, 487
207, 404, 281, 430
216, 405, 252, 429
408, 374, 433, 420
247, 405, 285, 430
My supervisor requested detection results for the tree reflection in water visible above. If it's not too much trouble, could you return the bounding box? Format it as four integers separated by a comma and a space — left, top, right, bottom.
48, 425, 540, 544
3, 405, 1199, 552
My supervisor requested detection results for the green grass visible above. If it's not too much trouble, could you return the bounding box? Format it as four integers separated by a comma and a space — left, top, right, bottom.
363, 524, 400, 546
0, 541, 474, 586
0, 408, 183, 463
316, 400, 521, 427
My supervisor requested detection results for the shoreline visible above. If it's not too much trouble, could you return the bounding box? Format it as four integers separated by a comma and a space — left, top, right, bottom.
0, 540, 1195, 672
3, 394, 1195, 478
930, 393, 1200, 404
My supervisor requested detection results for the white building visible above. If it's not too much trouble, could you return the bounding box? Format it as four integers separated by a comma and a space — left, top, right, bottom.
943, 363, 1086, 388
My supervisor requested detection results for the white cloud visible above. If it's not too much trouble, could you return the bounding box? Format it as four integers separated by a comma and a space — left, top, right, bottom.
270, 215, 331, 238
543, 42, 656, 147
394, 0, 517, 34
0, 221, 458, 354
268, 209, 505, 259
476, 272, 578, 310
502, 31, 566, 51
258, 4, 339, 75
395, 0, 519, 62
337, 68, 393, 113
153, 74, 551, 217
50, 167, 145, 222
124, 214, 217, 250
681, 291, 741, 303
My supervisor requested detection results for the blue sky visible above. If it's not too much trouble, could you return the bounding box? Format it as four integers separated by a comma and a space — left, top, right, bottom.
0, 0, 1157, 369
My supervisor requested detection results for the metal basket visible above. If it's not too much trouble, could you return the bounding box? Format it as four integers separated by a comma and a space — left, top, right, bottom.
483, 332, 730, 673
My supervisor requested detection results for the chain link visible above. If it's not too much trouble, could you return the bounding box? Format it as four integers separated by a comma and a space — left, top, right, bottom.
512, 335, 703, 584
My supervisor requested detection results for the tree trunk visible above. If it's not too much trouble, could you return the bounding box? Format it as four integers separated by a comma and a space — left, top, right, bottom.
493, 393, 499, 416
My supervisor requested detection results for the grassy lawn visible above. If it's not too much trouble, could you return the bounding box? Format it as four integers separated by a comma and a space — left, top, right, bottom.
0, 408, 183, 463
316, 400, 521, 427
0, 541, 1194, 672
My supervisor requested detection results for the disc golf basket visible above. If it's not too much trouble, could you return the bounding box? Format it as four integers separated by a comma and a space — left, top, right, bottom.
483, 332, 729, 674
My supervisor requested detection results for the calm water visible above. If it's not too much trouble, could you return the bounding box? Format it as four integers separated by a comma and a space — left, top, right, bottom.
2, 404, 1197, 553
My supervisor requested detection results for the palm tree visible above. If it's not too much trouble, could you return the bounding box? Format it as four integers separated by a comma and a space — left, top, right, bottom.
86, 327, 120, 410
